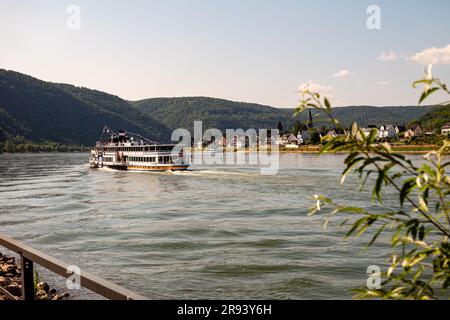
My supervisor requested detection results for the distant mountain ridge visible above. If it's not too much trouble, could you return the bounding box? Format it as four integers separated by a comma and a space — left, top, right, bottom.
0, 69, 440, 145
132, 97, 437, 133
0, 69, 172, 145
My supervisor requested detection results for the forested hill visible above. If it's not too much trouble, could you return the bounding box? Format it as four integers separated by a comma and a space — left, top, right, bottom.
0, 69, 439, 145
133, 97, 436, 132
408, 104, 450, 130
132, 97, 286, 133
0, 69, 172, 145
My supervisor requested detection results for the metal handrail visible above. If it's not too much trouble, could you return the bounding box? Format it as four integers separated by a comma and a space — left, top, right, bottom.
0, 234, 148, 300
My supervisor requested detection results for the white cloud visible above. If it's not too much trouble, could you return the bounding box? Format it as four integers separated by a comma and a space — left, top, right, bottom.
332, 69, 355, 78
298, 81, 333, 94
378, 80, 391, 86
298, 81, 339, 105
377, 50, 397, 61
410, 44, 450, 65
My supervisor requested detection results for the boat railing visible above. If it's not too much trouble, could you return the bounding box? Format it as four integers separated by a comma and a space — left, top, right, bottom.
0, 234, 148, 300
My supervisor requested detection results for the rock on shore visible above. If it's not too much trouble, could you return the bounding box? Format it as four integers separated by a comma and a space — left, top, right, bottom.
0, 251, 69, 300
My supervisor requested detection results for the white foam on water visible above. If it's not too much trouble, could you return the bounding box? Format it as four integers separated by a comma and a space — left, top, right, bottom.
97, 166, 120, 172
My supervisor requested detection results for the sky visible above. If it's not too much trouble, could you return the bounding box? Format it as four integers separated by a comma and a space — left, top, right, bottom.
1, 0, 449, 108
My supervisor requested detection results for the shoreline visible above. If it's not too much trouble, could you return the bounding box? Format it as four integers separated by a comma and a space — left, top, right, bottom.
0, 145, 444, 155
0, 251, 69, 300
189, 145, 444, 155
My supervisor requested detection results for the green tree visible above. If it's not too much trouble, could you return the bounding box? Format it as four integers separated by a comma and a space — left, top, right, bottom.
290, 120, 304, 136
16, 143, 25, 152
295, 67, 450, 299
309, 130, 321, 145
4, 139, 15, 153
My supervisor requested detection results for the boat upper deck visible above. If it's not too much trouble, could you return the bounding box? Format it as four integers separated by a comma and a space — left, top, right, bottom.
94, 143, 178, 153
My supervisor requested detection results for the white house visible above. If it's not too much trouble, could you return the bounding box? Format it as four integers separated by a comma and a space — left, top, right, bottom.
405, 126, 423, 138
287, 134, 298, 144
379, 125, 397, 139
277, 133, 302, 147
276, 134, 289, 146
441, 123, 450, 135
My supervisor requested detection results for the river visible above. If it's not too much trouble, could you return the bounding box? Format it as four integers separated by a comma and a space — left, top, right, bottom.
0, 152, 413, 299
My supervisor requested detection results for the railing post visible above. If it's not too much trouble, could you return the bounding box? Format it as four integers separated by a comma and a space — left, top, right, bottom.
1, 234, 147, 300
20, 256, 34, 300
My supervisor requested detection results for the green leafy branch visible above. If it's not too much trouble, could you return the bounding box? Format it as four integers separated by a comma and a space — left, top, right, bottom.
296, 68, 450, 299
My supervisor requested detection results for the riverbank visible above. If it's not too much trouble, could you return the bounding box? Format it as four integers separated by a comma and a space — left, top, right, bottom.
281, 144, 443, 154
190, 144, 444, 154
0, 252, 68, 300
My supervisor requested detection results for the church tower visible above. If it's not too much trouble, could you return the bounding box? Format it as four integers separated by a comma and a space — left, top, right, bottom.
307, 109, 313, 129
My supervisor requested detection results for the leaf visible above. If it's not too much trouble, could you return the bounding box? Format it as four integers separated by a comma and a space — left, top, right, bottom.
367, 224, 386, 247
324, 97, 332, 110
412, 79, 431, 88
323, 218, 329, 230
346, 217, 367, 238
380, 142, 392, 153
367, 129, 378, 145
444, 276, 450, 289
418, 226, 425, 241
387, 256, 399, 277
417, 196, 429, 213
341, 154, 364, 185
351, 122, 358, 137
332, 206, 366, 215
413, 265, 425, 282
356, 218, 377, 237
400, 178, 417, 207
419, 87, 440, 104
373, 171, 385, 204
420, 164, 435, 178
294, 107, 305, 117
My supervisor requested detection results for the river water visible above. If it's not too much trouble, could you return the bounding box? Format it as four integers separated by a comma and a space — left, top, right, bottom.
0, 152, 412, 299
